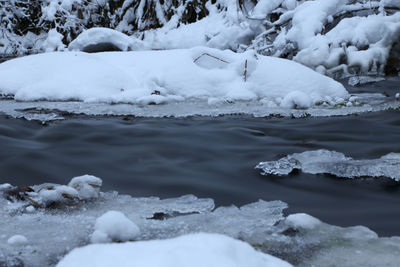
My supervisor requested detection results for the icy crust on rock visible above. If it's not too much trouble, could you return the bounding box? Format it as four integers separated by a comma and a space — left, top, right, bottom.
57, 233, 293, 267
1, 177, 400, 267
256, 149, 400, 181
0, 47, 348, 108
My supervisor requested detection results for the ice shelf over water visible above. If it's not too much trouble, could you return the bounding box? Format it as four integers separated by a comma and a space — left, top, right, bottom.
1, 176, 400, 267
0, 92, 398, 122
256, 149, 400, 181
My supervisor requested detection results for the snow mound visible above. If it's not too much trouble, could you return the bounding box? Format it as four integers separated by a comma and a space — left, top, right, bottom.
256, 149, 400, 181
57, 233, 292, 267
91, 211, 140, 243
0, 47, 348, 108
1, 177, 400, 267
68, 28, 141, 52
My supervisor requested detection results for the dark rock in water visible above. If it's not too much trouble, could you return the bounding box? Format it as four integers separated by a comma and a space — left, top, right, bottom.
385, 41, 400, 75
82, 42, 124, 53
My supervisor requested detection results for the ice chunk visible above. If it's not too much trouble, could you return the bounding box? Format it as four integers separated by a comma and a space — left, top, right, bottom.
348, 76, 386, 86
7, 235, 28, 246
57, 233, 293, 267
256, 150, 400, 181
91, 211, 140, 243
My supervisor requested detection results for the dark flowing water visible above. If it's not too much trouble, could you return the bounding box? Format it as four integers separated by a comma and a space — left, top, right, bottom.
0, 52, 399, 236
0, 110, 399, 236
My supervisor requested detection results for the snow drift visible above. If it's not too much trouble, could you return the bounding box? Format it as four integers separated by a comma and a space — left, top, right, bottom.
0, 47, 348, 108
57, 233, 292, 267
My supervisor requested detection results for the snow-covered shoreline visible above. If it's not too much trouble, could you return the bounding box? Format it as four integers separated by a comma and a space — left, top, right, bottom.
1, 176, 400, 267
1, 0, 399, 76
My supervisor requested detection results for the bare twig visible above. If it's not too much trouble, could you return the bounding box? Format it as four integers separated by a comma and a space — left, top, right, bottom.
193, 53, 230, 64
243, 59, 248, 82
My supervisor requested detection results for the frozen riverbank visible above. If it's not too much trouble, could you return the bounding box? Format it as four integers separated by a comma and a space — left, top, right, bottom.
1, 177, 399, 267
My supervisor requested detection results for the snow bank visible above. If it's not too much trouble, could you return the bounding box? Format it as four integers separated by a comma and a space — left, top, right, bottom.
1, 178, 400, 267
131, 0, 400, 75
256, 149, 400, 181
2, 1, 399, 76
91, 211, 140, 243
0, 47, 348, 108
57, 233, 292, 267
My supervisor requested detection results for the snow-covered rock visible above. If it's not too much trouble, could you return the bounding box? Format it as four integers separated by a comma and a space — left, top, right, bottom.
91, 211, 140, 243
1, 175, 103, 208
68, 175, 102, 200
68, 28, 141, 52
0, 47, 348, 108
58, 233, 292, 267
256, 149, 400, 181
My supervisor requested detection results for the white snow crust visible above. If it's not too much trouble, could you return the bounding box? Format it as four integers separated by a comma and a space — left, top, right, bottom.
256, 149, 400, 181
0, 47, 347, 108
1, 177, 400, 267
57, 233, 292, 267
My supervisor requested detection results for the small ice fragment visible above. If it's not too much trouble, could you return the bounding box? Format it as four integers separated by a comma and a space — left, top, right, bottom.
286, 213, 321, 230
91, 211, 140, 243
395, 93, 399, 99
7, 235, 28, 246
256, 150, 400, 181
